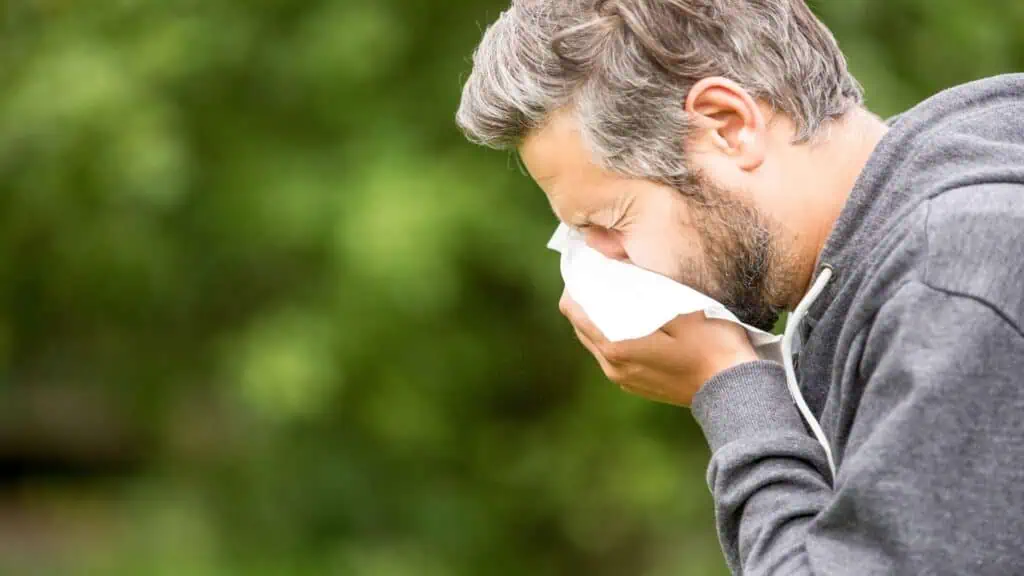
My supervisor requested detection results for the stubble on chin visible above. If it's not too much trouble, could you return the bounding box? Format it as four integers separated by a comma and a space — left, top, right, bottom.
671, 174, 794, 332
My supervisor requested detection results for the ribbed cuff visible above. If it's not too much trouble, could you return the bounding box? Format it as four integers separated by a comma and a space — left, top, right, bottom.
691, 360, 806, 452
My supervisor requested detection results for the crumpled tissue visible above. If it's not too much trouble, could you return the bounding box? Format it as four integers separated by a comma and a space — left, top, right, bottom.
547, 224, 783, 362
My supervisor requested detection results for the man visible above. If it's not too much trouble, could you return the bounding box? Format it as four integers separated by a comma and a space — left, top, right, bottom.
456, 1, 1024, 574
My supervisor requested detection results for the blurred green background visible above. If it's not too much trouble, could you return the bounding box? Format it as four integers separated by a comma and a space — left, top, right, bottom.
0, 0, 1021, 574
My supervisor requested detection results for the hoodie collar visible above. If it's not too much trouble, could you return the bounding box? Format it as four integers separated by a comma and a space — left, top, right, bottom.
804, 124, 911, 324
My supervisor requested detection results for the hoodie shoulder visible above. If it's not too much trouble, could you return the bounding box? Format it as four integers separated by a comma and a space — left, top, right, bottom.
923, 183, 1024, 333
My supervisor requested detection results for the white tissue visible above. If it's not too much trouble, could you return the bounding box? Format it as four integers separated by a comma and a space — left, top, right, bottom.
547, 224, 782, 361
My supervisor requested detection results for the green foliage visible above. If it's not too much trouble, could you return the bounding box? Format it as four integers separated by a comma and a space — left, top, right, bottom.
0, 0, 1020, 573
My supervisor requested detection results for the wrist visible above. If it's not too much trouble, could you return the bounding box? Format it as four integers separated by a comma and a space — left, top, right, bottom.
701, 348, 760, 386
691, 361, 804, 452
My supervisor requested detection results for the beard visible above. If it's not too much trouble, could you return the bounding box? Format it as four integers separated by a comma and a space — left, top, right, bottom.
671, 170, 793, 332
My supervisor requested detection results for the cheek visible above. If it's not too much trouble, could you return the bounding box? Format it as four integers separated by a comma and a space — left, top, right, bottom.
619, 182, 708, 281
621, 207, 711, 285
622, 232, 690, 280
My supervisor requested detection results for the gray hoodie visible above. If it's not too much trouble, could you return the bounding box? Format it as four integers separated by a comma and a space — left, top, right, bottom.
691, 74, 1024, 575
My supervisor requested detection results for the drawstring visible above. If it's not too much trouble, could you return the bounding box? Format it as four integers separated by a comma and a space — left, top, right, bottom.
782, 266, 836, 481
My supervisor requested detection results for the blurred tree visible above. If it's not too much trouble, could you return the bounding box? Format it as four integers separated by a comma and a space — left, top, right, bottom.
0, 0, 1020, 574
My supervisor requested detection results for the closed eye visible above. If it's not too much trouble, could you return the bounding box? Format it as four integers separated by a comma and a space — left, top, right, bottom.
579, 225, 628, 261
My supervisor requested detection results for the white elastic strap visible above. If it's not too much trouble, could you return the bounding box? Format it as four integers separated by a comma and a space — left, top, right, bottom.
781, 267, 836, 481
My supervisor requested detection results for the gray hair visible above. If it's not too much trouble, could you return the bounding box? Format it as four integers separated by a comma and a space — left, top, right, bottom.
456, 0, 863, 187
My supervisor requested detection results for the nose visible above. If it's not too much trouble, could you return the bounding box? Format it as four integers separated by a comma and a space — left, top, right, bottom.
583, 228, 629, 262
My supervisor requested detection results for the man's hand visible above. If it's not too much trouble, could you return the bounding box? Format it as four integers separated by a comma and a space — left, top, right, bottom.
559, 292, 760, 407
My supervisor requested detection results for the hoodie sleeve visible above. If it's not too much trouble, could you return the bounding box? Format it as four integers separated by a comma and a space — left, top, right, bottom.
690, 280, 1024, 575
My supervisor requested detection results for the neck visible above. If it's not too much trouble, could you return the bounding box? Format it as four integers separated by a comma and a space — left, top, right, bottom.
790, 107, 889, 307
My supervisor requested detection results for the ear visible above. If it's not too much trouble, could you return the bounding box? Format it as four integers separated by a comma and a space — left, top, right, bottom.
684, 77, 767, 171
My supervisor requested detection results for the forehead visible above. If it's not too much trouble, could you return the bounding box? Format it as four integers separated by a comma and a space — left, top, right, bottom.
518, 111, 625, 224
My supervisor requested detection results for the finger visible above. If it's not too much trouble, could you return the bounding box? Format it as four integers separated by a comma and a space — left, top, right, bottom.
560, 293, 681, 366
657, 311, 706, 338
573, 333, 677, 403
559, 293, 608, 346
572, 325, 618, 376
661, 313, 752, 350
574, 327, 683, 405
586, 325, 679, 366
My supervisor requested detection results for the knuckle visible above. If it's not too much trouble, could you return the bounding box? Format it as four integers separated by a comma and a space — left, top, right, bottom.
599, 342, 627, 364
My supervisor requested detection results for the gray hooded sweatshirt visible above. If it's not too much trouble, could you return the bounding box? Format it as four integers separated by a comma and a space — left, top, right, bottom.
691, 74, 1024, 575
